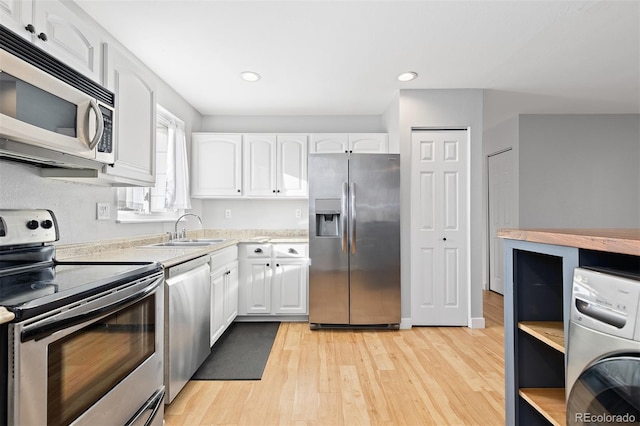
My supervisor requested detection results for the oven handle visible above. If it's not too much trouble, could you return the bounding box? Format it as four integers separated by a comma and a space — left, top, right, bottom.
21, 276, 161, 342
125, 386, 165, 426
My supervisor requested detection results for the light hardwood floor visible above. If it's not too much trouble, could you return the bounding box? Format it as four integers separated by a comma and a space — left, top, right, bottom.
165, 291, 505, 426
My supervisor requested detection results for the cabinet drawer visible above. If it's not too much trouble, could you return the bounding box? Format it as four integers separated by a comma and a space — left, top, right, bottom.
210, 245, 238, 270
273, 244, 308, 258
244, 244, 272, 258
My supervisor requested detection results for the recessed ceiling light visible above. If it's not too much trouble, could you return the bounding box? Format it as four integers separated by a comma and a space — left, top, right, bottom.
397, 71, 418, 82
240, 71, 261, 82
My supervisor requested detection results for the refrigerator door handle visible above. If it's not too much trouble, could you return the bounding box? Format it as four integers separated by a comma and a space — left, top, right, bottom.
350, 182, 356, 254
341, 182, 348, 253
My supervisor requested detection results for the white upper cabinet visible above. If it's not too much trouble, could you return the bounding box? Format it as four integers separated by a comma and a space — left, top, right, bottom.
0, 0, 103, 82
308, 133, 348, 153
276, 134, 308, 197
348, 133, 389, 153
191, 133, 243, 198
243, 134, 276, 197
242, 133, 308, 198
102, 44, 156, 186
309, 133, 388, 153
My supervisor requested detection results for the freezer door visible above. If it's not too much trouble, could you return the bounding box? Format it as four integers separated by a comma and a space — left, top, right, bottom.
349, 154, 401, 325
308, 154, 349, 324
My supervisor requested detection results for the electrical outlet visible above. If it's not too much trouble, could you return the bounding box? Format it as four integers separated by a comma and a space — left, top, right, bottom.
295, 208, 302, 219
225, 209, 231, 219
97, 203, 110, 220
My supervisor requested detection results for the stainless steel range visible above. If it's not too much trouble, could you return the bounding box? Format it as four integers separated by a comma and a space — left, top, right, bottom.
0, 209, 165, 426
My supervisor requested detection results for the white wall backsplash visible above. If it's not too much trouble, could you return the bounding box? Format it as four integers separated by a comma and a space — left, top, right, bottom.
0, 160, 166, 244
202, 199, 309, 230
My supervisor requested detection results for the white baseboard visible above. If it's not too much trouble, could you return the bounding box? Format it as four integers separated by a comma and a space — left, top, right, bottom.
468, 317, 486, 329
400, 317, 412, 329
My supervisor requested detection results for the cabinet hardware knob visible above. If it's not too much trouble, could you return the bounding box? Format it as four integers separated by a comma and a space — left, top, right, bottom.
277, 189, 280, 193
254, 248, 263, 253
25, 24, 36, 34
276, 263, 280, 267
37, 32, 48, 42
273, 190, 276, 193
288, 248, 297, 254
237, 189, 241, 193
443, 237, 447, 241
266, 263, 270, 267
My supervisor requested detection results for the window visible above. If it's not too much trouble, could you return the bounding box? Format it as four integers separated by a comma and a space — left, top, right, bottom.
117, 105, 191, 222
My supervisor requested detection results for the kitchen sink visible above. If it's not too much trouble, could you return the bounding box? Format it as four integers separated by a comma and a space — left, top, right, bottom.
147, 239, 226, 247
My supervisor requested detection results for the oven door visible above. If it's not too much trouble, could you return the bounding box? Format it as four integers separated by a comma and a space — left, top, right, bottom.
8, 271, 164, 426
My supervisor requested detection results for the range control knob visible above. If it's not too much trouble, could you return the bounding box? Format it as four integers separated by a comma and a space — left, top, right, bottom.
26, 220, 39, 230
41, 219, 53, 229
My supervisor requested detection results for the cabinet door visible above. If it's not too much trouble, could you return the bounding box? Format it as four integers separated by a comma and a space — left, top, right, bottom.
273, 260, 308, 315
349, 133, 388, 153
191, 134, 242, 197
276, 134, 308, 197
244, 134, 276, 197
244, 259, 272, 314
210, 268, 225, 346
224, 261, 239, 325
309, 134, 348, 153
33, 0, 103, 82
0, 0, 32, 41
103, 44, 156, 185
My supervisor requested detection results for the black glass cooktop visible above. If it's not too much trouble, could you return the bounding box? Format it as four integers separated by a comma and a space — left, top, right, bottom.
0, 261, 162, 321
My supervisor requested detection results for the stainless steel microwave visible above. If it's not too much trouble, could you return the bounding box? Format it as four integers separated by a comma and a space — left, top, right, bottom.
0, 25, 115, 169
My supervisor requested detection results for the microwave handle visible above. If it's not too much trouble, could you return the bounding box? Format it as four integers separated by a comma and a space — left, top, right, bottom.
87, 99, 104, 150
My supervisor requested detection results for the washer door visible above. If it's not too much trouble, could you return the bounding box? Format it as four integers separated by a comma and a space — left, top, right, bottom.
567, 355, 640, 425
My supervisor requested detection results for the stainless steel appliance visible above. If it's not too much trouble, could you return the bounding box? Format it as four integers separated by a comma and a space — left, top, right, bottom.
0, 210, 165, 425
566, 267, 640, 425
164, 256, 211, 403
0, 25, 115, 169
308, 153, 401, 327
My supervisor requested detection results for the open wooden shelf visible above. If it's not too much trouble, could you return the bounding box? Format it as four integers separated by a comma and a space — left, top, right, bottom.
518, 321, 565, 353
519, 388, 566, 426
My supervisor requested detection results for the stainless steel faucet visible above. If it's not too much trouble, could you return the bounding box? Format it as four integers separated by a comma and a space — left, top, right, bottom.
173, 213, 202, 239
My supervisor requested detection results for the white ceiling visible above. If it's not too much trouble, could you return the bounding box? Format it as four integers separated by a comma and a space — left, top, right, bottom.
75, 0, 640, 116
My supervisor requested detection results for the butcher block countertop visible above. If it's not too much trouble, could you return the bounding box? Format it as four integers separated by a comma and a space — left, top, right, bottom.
498, 228, 640, 256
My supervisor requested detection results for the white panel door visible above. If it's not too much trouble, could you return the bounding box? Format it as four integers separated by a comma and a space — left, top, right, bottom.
411, 130, 469, 326
488, 149, 516, 295
244, 134, 276, 196
276, 134, 308, 197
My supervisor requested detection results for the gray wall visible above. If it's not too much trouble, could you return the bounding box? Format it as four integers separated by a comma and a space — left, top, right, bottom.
397, 89, 484, 326
519, 114, 640, 228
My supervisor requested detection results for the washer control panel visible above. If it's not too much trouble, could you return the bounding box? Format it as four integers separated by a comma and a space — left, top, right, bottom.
572, 267, 640, 341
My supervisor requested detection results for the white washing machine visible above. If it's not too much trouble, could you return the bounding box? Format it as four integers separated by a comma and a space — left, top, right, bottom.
566, 267, 640, 425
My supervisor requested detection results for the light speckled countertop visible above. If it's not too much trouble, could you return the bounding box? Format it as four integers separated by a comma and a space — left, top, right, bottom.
57, 229, 308, 267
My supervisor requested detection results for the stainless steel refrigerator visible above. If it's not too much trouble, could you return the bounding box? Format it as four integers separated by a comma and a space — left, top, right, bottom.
308, 153, 401, 327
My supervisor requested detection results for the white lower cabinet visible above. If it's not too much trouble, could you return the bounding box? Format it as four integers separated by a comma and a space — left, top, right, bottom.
239, 243, 308, 317
209, 246, 239, 346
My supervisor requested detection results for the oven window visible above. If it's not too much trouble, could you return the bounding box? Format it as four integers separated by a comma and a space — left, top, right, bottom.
0, 71, 77, 137
47, 296, 155, 425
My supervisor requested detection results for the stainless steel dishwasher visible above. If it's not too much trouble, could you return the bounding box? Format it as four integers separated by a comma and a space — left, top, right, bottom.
164, 256, 211, 403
